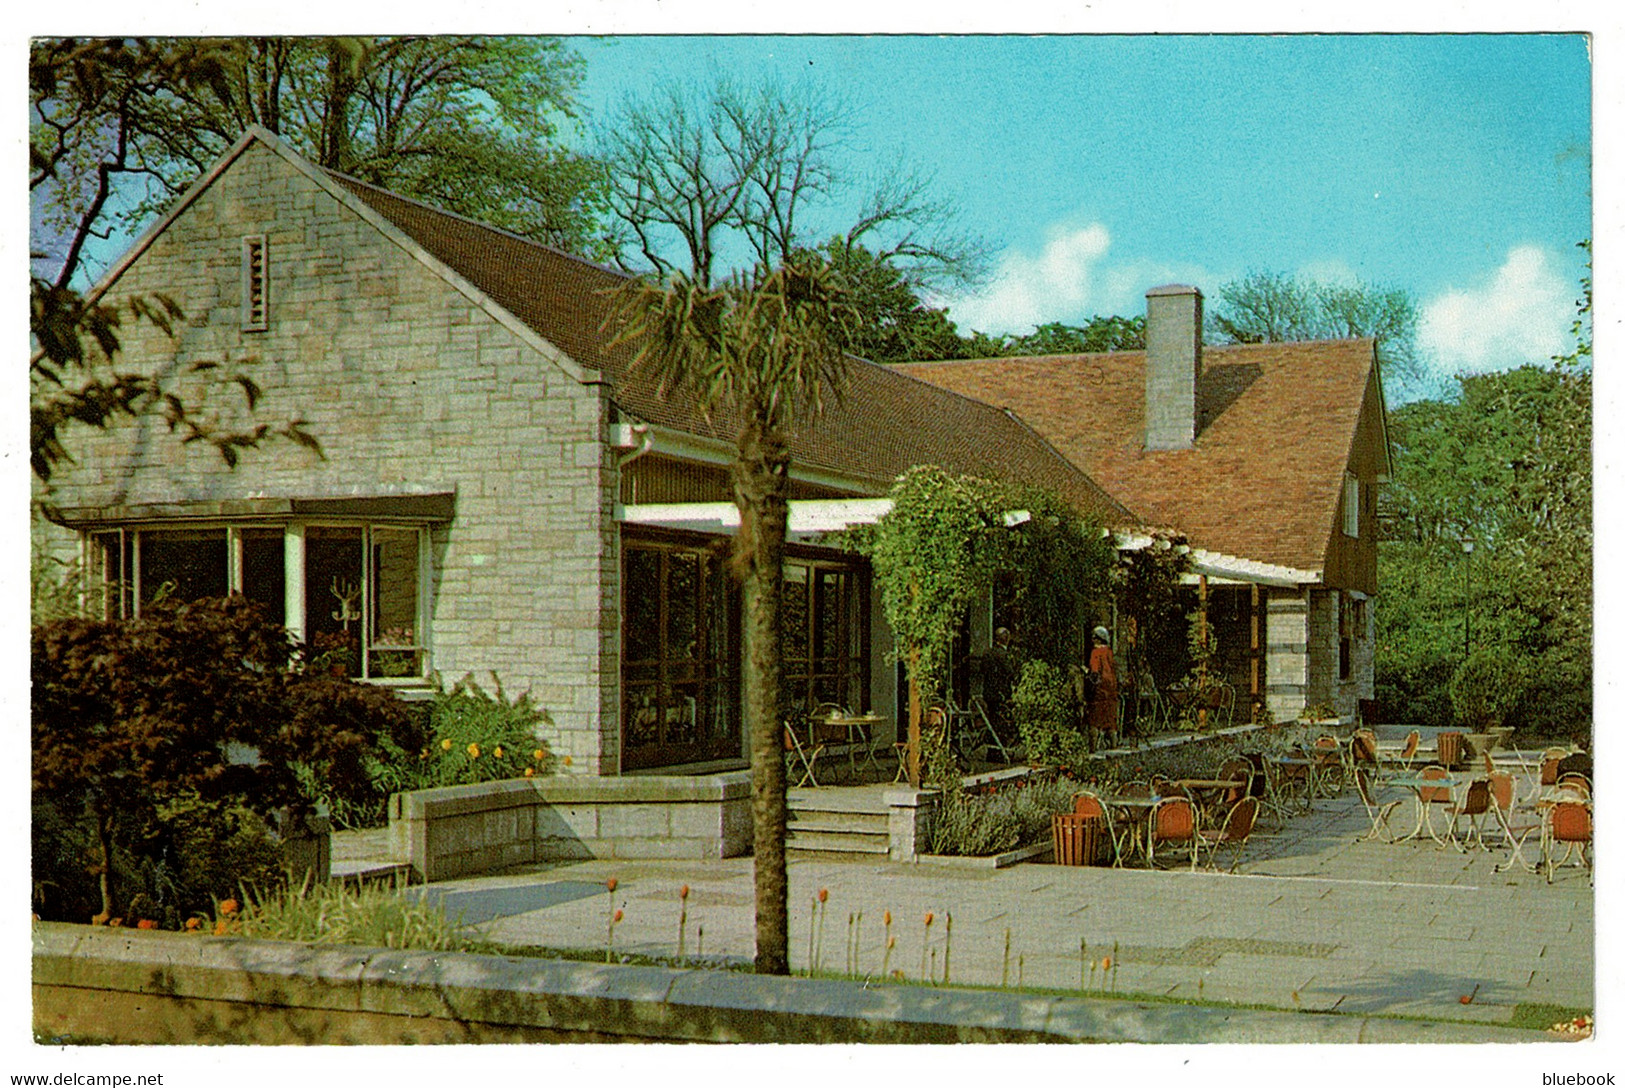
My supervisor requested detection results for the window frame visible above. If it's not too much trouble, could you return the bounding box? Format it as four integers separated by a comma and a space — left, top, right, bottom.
1342, 472, 1361, 538
85, 520, 432, 682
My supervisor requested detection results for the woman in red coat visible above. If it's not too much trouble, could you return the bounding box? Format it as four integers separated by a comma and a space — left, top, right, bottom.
1088, 625, 1120, 736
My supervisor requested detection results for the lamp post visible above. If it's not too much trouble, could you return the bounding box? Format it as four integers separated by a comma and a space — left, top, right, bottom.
1461, 535, 1476, 659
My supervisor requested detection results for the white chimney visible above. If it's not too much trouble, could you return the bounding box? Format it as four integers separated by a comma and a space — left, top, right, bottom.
1144, 284, 1203, 450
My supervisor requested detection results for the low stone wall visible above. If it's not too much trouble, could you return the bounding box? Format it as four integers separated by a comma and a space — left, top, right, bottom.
389, 772, 752, 883
1086, 725, 1272, 781
32, 924, 1546, 1045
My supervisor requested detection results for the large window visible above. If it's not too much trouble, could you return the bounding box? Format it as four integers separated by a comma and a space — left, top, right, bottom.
782, 559, 870, 715
87, 523, 428, 680
621, 535, 739, 770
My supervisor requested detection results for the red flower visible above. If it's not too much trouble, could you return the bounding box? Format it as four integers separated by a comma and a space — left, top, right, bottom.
613, 909, 624, 923
818, 887, 828, 903
136, 919, 157, 930
606, 878, 618, 893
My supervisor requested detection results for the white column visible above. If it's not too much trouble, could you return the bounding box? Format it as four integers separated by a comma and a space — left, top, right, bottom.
284, 524, 306, 642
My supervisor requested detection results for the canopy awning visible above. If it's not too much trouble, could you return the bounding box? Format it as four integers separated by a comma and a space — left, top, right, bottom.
619, 501, 1321, 586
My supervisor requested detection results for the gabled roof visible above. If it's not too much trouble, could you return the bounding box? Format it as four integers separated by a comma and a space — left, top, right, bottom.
329, 167, 1135, 526
893, 340, 1383, 574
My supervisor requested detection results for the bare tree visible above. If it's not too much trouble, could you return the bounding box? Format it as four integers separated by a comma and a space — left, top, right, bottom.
599, 75, 983, 290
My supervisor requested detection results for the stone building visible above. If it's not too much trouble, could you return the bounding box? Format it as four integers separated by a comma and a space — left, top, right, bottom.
36, 127, 1388, 776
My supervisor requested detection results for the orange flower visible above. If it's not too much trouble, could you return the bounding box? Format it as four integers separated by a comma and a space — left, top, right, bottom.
818, 887, 828, 903
924, 912, 934, 927
883, 910, 892, 927
562, 755, 573, 767
679, 884, 690, 900
466, 742, 480, 759
533, 748, 547, 762
213, 921, 229, 936
184, 917, 202, 931
606, 877, 618, 892
220, 898, 239, 916
523, 767, 535, 778
613, 909, 624, 924
136, 919, 157, 930
1460, 995, 1473, 1004
1102, 956, 1113, 971
887, 935, 896, 949
108, 917, 124, 928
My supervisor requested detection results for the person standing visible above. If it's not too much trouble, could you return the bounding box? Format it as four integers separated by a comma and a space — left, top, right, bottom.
1088, 625, 1120, 737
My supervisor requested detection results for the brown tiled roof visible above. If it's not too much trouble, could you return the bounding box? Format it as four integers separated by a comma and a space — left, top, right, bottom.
331, 171, 1135, 525
893, 340, 1380, 574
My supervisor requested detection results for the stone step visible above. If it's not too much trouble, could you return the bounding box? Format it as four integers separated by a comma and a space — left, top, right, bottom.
787, 806, 890, 834
784, 827, 890, 855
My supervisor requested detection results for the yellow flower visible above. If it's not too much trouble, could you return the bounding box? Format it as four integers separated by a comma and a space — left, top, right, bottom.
533, 749, 546, 762
467, 742, 480, 759
493, 745, 504, 759
441, 738, 453, 751
562, 755, 573, 767
523, 767, 535, 778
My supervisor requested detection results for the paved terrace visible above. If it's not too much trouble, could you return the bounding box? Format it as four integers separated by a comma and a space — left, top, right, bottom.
336, 759, 1593, 1031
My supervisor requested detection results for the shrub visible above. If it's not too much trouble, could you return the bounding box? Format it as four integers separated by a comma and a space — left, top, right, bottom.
1011, 659, 1085, 767
928, 773, 1079, 856
31, 794, 284, 925
1450, 644, 1526, 730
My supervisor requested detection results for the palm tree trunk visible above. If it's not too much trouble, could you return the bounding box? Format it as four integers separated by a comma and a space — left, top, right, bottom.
736, 416, 791, 975
93, 802, 116, 923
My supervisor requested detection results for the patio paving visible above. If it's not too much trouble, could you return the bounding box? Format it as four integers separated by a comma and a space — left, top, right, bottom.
337, 754, 1593, 1033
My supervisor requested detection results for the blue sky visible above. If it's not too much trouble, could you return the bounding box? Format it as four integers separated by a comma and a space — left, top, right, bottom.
572, 34, 1592, 393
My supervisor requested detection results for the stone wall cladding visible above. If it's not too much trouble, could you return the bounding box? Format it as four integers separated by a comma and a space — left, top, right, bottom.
1263, 591, 1309, 722
389, 773, 753, 881
36, 142, 618, 771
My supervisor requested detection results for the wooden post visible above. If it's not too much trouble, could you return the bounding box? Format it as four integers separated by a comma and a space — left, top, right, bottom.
1197, 575, 1209, 730
1250, 584, 1261, 722
907, 649, 922, 788
906, 576, 922, 788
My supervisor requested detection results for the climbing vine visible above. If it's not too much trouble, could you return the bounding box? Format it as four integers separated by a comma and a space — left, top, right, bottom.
860, 466, 1116, 703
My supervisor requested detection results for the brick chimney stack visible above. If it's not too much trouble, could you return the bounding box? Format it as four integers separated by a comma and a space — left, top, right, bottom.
1143, 284, 1203, 450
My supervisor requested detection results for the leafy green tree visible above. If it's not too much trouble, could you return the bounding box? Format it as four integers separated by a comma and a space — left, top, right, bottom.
1210, 269, 1420, 387
1375, 244, 1591, 735
31, 596, 405, 922
610, 254, 858, 977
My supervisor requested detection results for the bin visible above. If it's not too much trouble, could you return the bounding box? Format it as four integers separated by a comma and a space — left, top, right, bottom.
1052, 812, 1106, 866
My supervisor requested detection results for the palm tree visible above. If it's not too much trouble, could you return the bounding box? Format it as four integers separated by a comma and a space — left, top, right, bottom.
610, 254, 857, 975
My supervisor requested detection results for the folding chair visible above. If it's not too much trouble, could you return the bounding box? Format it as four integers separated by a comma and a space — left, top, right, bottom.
1147, 796, 1200, 870
1312, 734, 1346, 795
783, 721, 824, 788
1380, 729, 1422, 773
1488, 772, 1543, 874
1354, 767, 1403, 843
1196, 797, 1259, 872
967, 694, 1015, 765
1443, 778, 1492, 851
1545, 801, 1593, 885
1070, 791, 1126, 866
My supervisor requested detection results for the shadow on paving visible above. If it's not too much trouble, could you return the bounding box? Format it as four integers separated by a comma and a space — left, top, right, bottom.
409, 881, 606, 925
1305, 964, 1516, 1016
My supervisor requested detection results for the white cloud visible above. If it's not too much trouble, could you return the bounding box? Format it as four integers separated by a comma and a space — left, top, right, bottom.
1418, 246, 1574, 376
942, 222, 1111, 336
942, 221, 1214, 336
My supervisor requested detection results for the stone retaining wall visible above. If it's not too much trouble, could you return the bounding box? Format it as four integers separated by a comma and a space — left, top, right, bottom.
389, 773, 752, 882
32, 924, 1546, 1045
